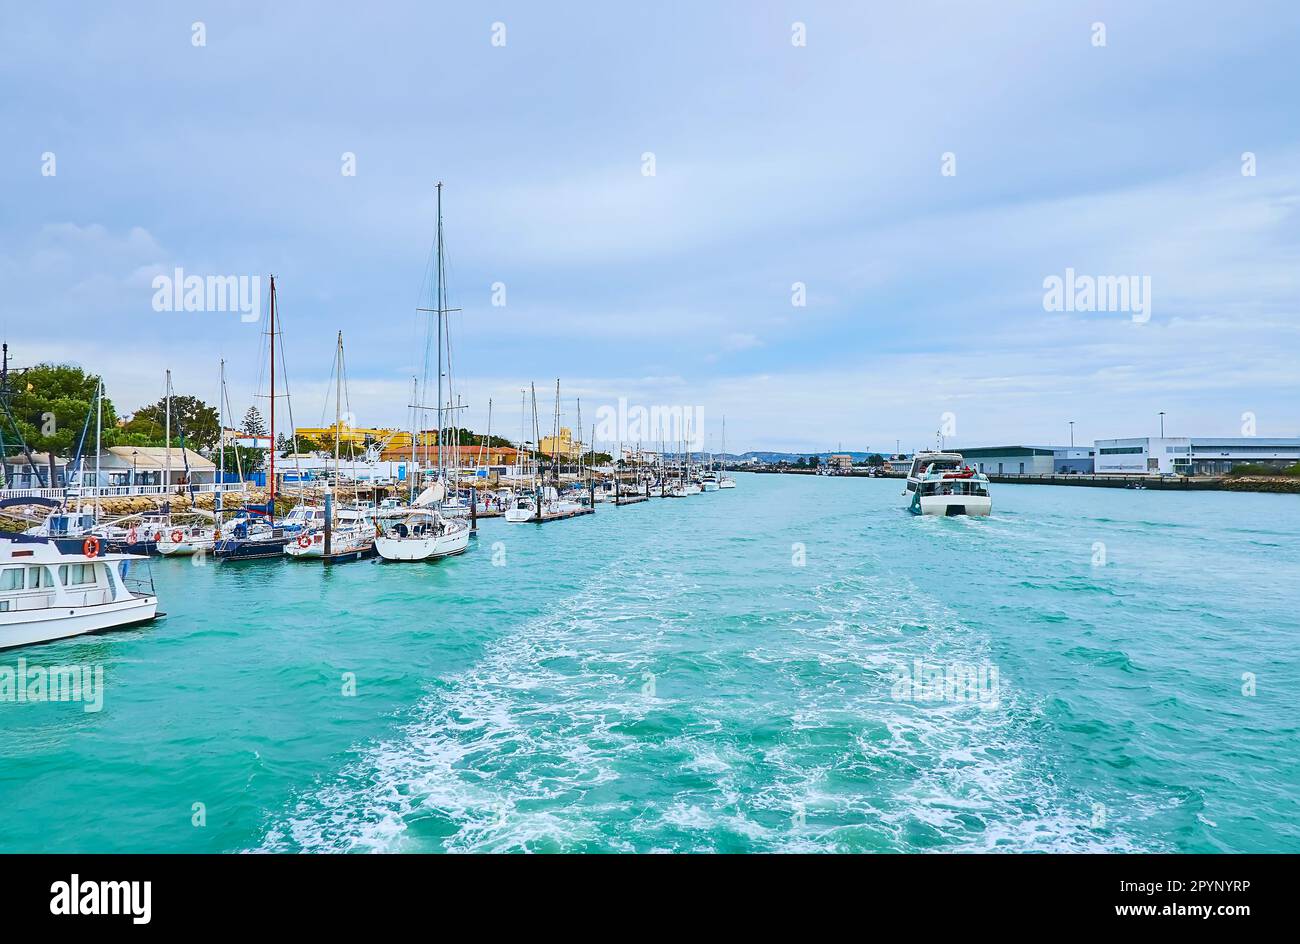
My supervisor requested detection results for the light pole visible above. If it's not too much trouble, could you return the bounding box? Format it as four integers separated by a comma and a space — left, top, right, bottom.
1159, 412, 1165, 438
131, 450, 138, 491
1069, 421, 1074, 448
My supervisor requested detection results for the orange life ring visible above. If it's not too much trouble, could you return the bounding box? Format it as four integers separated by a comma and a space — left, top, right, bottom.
127, 528, 138, 544
297, 534, 311, 549
153, 531, 163, 542
83, 537, 100, 558
170, 529, 184, 543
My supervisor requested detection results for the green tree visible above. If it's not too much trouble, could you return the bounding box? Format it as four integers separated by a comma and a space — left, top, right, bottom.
5, 363, 117, 457
126, 394, 220, 451
242, 407, 267, 438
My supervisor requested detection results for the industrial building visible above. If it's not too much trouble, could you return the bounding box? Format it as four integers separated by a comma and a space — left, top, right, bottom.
1095, 437, 1300, 475
956, 446, 1095, 475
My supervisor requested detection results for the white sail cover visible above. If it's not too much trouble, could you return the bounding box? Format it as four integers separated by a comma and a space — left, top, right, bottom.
412, 481, 445, 507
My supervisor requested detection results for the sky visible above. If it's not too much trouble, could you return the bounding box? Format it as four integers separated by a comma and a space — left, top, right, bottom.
3, 1, 1299, 454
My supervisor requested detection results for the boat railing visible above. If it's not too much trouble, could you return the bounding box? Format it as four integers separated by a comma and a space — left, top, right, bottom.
121, 560, 157, 598
0, 482, 242, 501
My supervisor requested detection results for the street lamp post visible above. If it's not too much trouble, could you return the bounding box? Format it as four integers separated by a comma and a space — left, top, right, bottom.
131, 450, 138, 492
1069, 421, 1074, 448
1159, 412, 1165, 438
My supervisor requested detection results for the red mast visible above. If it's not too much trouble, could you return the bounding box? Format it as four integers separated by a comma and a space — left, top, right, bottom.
269, 275, 276, 508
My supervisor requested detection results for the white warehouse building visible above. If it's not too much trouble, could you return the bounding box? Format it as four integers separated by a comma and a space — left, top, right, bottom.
1095, 437, 1300, 475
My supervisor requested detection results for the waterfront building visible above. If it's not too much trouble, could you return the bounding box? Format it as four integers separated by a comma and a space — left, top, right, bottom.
92, 447, 217, 487
1095, 437, 1300, 475
828, 454, 853, 471
957, 446, 1094, 475
378, 444, 519, 471
1, 452, 70, 489
539, 426, 583, 459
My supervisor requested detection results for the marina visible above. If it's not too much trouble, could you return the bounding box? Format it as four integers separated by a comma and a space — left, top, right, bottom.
4, 2, 1297, 888
2, 473, 1297, 853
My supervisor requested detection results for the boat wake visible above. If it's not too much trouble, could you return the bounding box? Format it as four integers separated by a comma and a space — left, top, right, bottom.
259, 555, 1157, 853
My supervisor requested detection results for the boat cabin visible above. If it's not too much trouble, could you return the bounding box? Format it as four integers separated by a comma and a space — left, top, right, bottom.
0, 556, 133, 612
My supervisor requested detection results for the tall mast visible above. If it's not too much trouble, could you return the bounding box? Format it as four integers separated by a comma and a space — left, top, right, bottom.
409, 375, 418, 503
334, 330, 343, 513
530, 382, 540, 490
269, 275, 277, 507
435, 181, 444, 483
164, 369, 172, 493
216, 359, 225, 534
94, 377, 102, 521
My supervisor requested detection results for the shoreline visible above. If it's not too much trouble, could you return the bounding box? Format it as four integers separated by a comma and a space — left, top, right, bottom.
747, 468, 1300, 494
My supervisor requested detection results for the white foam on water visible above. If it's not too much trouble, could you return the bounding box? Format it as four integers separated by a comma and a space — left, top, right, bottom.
261, 557, 682, 852
259, 553, 1163, 853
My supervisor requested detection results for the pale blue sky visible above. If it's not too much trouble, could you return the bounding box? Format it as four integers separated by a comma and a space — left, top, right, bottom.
3, 2, 1298, 453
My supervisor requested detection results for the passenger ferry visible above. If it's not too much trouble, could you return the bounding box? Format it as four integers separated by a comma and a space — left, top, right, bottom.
904, 451, 992, 516
0, 534, 160, 650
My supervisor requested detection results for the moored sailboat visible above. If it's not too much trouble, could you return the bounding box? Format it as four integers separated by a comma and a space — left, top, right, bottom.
375, 182, 474, 561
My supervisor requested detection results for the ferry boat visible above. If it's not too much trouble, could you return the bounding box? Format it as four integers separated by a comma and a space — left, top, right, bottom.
904, 451, 992, 516
0, 534, 160, 651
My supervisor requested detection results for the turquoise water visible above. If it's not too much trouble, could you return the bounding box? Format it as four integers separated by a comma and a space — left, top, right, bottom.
2, 473, 1297, 853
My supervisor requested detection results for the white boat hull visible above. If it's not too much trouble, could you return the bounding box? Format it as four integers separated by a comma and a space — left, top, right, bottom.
156, 534, 214, 556
718, 480, 736, 489
0, 596, 158, 650
915, 494, 992, 516
374, 527, 470, 561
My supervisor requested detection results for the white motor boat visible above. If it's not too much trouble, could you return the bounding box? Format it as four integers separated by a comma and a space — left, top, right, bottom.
375, 509, 471, 561
504, 494, 537, 522
904, 452, 992, 516
718, 474, 736, 489
700, 471, 720, 492
0, 534, 160, 650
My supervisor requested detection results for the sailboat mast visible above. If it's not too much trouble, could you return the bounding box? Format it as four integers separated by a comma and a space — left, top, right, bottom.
94, 378, 102, 521
435, 181, 444, 485
269, 275, 277, 507
216, 359, 225, 534
409, 375, 417, 503
334, 331, 343, 511
164, 369, 172, 493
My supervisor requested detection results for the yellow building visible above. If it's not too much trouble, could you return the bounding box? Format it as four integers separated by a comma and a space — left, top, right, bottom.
539, 426, 583, 459
294, 425, 441, 450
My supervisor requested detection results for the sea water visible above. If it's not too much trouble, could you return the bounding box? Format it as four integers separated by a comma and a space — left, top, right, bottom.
1, 474, 1297, 852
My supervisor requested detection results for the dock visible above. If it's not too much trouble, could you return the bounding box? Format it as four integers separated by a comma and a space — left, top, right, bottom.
614, 495, 649, 506
532, 506, 595, 523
